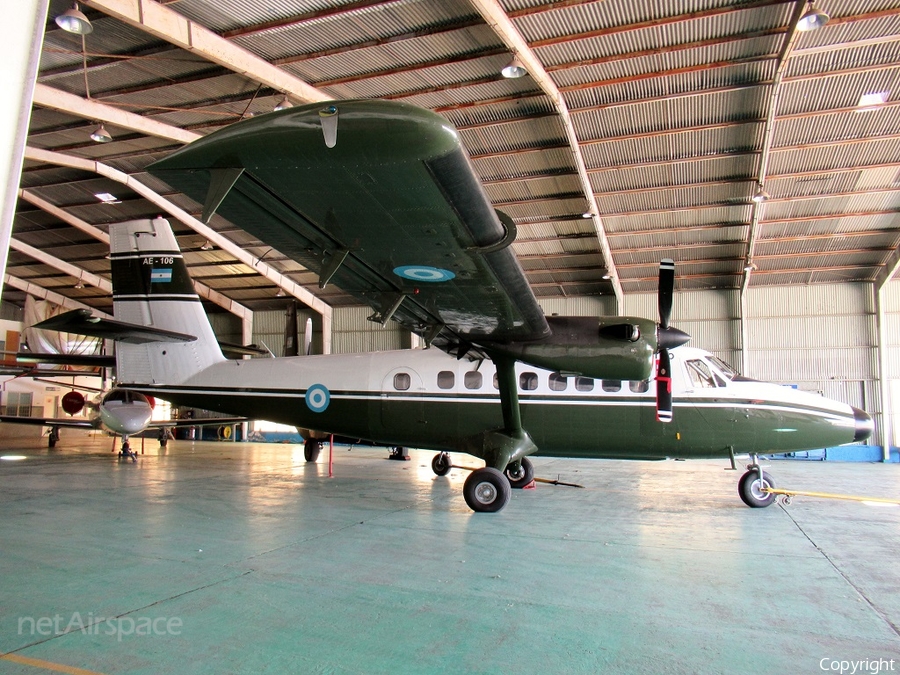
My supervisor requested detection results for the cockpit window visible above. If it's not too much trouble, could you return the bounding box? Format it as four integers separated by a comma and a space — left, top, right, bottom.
707, 355, 738, 380
686, 359, 717, 389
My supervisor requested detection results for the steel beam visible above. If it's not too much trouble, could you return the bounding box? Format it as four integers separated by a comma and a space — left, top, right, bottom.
24, 146, 332, 353
4, 273, 112, 318
32, 83, 201, 144
82, 0, 330, 105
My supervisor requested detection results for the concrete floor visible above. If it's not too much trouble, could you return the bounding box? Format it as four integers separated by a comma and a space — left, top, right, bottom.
1, 433, 899, 674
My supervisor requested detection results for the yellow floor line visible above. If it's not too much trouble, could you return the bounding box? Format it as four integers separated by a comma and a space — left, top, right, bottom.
0, 653, 108, 675
764, 487, 900, 504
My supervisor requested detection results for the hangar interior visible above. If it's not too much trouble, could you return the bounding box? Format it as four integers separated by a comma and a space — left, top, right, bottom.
2, 2, 900, 674
3, 0, 900, 456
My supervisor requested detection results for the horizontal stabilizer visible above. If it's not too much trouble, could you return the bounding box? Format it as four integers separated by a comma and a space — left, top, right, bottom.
217, 342, 270, 357
34, 309, 197, 344
17, 352, 117, 367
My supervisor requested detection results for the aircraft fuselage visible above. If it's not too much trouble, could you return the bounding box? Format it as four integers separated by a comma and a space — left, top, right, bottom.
122, 346, 870, 461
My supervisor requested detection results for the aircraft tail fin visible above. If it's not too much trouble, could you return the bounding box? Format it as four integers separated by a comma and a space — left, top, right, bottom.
109, 217, 225, 385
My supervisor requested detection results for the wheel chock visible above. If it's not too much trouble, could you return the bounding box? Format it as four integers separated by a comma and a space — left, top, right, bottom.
522, 480, 536, 490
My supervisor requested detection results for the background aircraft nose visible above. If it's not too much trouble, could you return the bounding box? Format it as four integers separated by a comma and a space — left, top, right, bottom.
852, 406, 874, 443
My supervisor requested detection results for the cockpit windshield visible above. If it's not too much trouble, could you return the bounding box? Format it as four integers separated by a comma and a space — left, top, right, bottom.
706, 355, 739, 380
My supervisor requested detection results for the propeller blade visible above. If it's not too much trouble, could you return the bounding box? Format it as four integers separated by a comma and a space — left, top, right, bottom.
656, 349, 673, 423
658, 258, 675, 330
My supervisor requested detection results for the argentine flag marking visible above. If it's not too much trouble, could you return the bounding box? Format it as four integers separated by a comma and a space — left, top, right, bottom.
150, 268, 173, 283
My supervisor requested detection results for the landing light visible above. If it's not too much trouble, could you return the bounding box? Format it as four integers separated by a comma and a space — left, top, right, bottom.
0, 455, 27, 461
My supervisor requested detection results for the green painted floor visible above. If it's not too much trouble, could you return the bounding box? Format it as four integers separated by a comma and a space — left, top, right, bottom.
1, 432, 899, 674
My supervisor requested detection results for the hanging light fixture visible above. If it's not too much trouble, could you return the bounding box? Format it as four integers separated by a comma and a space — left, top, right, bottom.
751, 184, 770, 203
274, 95, 293, 111
90, 124, 112, 143
276, 288, 286, 297
55, 3, 93, 34
797, 3, 829, 31
501, 56, 527, 79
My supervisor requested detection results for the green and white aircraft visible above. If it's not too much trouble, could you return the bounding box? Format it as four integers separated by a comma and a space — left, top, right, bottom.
41, 101, 873, 513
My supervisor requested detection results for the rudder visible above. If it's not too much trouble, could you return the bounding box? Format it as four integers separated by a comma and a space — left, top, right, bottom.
110, 217, 225, 385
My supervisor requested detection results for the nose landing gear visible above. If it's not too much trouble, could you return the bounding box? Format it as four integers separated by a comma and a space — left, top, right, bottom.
738, 455, 776, 508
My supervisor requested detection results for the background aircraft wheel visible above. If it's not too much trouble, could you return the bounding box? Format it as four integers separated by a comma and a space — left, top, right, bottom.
431, 452, 451, 476
738, 469, 777, 508
304, 438, 321, 463
505, 457, 534, 489
463, 468, 511, 513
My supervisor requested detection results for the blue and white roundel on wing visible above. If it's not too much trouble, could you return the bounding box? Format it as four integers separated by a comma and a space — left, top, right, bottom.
393, 265, 456, 283
305, 384, 330, 413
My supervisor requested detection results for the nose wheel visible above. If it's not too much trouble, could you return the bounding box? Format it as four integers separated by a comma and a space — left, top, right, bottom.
738, 459, 776, 508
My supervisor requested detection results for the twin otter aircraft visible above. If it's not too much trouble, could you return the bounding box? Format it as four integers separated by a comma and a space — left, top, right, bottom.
41, 100, 872, 512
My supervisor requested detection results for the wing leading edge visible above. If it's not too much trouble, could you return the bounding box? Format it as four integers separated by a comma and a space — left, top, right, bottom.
149, 99, 550, 348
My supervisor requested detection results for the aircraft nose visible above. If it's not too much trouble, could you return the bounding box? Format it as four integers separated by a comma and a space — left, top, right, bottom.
852, 406, 874, 443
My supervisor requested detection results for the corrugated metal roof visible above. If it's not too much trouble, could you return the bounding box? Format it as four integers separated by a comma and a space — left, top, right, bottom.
11, 0, 900, 316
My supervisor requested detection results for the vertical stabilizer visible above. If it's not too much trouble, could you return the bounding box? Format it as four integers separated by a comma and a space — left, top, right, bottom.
110, 217, 225, 385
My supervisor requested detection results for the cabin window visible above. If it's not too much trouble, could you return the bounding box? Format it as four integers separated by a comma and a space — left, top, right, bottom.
575, 377, 594, 392
629, 380, 650, 394
549, 373, 568, 391
492, 373, 499, 390
464, 371, 483, 390
393, 373, 411, 391
685, 360, 716, 389
519, 372, 538, 391
601, 379, 621, 392
437, 371, 455, 390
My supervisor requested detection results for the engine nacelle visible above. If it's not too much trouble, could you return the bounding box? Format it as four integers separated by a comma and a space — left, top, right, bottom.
483, 316, 660, 381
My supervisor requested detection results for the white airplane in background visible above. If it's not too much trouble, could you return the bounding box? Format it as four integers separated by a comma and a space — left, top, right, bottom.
0, 384, 243, 460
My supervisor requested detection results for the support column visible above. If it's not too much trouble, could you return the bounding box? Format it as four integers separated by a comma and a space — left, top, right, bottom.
0, 0, 49, 294
740, 290, 750, 377
876, 284, 892, 462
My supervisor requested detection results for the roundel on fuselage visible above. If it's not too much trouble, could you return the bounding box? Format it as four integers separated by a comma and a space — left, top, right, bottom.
305, 384, 330, 413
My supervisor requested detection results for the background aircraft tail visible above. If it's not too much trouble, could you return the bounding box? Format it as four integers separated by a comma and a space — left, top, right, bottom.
109, 217, 225, 385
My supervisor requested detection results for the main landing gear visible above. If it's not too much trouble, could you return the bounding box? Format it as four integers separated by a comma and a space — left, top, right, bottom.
431, 453, 535, 513
738, 454, 776, 508
304, 437, 321, 462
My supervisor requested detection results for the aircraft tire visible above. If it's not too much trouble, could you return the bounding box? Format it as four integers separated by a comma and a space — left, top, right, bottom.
505, 457, 534, 489
431, 452, 451, 476
304, 438, 321, 463
738, 469, 776, 508
463, 467, 511, 513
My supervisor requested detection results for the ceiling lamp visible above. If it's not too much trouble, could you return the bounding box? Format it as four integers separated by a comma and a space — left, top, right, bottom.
501, 57, 527, 79
200, 240, 214, 251
751, 185, 770, 203
274, 95, 293, 111
55, 3, 93, 34
797, 3, 829, 32
90, 124, 112, 143
276, 288, 286, 297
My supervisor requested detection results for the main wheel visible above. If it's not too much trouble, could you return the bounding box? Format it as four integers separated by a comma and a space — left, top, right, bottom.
463, 468, 511, 513
738, 469, 777, 508
304, 438, 321, 462
505, 457, 534, 489
431, 452, 451, 476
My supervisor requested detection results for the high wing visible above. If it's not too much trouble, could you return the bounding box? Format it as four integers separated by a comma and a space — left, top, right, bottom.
151, 417, 247, 429
148, 99, 550, 350
0, 415, 94, 429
